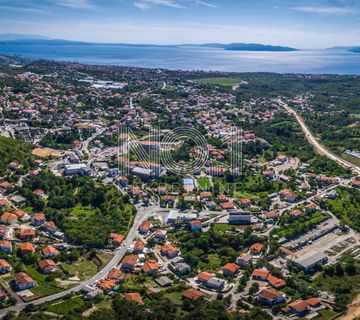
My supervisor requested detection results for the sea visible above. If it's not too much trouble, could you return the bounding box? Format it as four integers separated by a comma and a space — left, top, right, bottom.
1, 43, 360, 74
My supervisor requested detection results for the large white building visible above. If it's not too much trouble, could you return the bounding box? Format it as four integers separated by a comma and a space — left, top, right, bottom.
64, 163, 91, 176
228, 210, 252, 224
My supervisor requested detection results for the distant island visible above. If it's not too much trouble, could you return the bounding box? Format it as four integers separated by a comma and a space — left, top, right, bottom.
201, 43, 299, 51
0, 34, 298, 52
350, 47, 360, 53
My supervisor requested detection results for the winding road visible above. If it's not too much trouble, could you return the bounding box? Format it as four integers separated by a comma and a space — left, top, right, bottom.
277, 99, 360, 175
0, 203, 161, 317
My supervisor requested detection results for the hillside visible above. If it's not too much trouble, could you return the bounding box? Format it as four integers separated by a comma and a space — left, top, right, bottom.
0, 136, 34, 175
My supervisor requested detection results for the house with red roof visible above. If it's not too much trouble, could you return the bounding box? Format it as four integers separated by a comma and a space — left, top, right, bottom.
97, 279, 118, 293
217, 194, 228, 202
251, 269, 270, 281
138, 220, 152, 234
142, 260, 160, 275
121, 254, 138, 272
19, 243, 35, 255
12, 210, 25, 219
351, 180, 360, 188
39, 259, 56, 274
0, 259, 11, 274
124, 292, 143, 304
0, 199, 7, 208
220, 201, 235, 210
250, 243, 264, 255
14, 272, 37, 290
132, 241, 144, 254
189, 220, 202, 231
32, 189, 45, 199
42, 246, 59, 258
267, 274, 286, 289
107, 268, 122, 281
19, 228, 36, 241
31, 213, 46, 226
280, 189, 298, 203
282, 300, 310, 317
0, 212, 17, 225
222, 263, 239, 277
43, 221, 57, 234
196, 271, 213, 284
0, 241, 11, 253
154, 229, 167, 239
240, 198, 251, 208
109, 233, 125, 245
290, 209, 302, 218
257, 288, 286, 306
264, 211, 279, 220
161, 244, 179, 258
182, 288, 205, 301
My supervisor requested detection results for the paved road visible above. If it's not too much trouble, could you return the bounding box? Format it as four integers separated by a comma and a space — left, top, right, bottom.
0, 203, 160, 317
277, 100, 360, 175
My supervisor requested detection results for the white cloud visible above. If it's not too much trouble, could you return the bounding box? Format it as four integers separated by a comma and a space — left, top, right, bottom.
133, 0, 184, 10
195, 1, 216, 8
0, 5, 48, 13
134, 1, 150, 10
54, 0, 94, 9
292, 6, 352, 15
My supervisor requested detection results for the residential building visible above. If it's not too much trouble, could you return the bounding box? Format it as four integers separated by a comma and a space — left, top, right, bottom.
138, 220, 152, 234
97, 279, 118, 293
0, 212, 17, 225
124, 292, 143, 304
161, 244, 179, 258
39, 259, 56, 274
251, 269, 270, 281
32, 213, 46, 226
0, 241, 11, 253
258, 288, 286, 305
121, 254, 138, 271
142, 260, 160, 275
42, 246, 59, 258
206, 277, 225, 291
19, 243, 35, 255
14, 272, 37, 290
0, 259, 11, 274
174, 262, 191, 275
182, 288, 205, 301
222, 263, 239, 277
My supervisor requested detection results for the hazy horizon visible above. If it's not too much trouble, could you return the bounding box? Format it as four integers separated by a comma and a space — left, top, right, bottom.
0, 1, 360, 49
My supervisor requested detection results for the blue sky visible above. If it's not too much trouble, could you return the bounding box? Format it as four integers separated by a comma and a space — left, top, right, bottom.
0, 0, 359, 48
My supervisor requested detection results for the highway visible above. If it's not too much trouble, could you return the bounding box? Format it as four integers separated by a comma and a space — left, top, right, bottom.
277, 100, 360, 175
0, 203, 160, 317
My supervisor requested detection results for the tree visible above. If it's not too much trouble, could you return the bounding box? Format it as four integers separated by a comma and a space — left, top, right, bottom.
249, 282, 259, 296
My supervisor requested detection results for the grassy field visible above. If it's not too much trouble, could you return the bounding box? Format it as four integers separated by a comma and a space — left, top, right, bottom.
196, 178, 212, 191
25, 265, 63, 299
326, 187, 360, 231
46, 296, 88, 315
341, 153, 360, 167
314, 309, 338, 320
195, 77, 243, 87
162, 290, 183, 305
71, 205, 96, 218
61, 252, 112, 280
198, 253, 222, 271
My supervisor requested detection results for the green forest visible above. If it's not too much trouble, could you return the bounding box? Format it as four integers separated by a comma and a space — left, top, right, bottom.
19, 171, 135, 247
